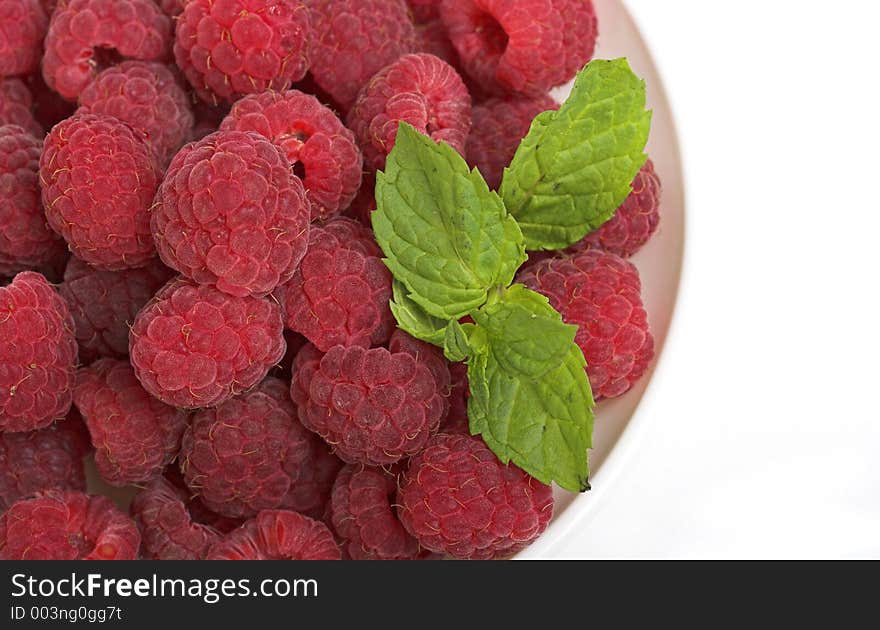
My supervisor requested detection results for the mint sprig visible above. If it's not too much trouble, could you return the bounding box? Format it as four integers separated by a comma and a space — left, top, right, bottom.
501, 58, 652, 250
372, 59, 651, 492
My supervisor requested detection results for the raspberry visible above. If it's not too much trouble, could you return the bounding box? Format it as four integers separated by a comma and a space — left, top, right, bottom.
347, 53, 471, 172
151, 130, 310, 298
42, 0, 173, 102
415, 20, 460, 69
439, 0, 598, 95
407, 0, 440, 23
518, 250, 654, 400
0, 490, 140, 559
220, 90, 363, 221
329, 464, 422, 560
570, 160, 662, 259
74, 358, 189, 486
180, 377, 341, 519
0, 125, 67, 277
130, 476, 223, 560
174, 0, 311, 105
0, 0, 48, 77
206, 509, 341, 560
40, 113, 162, 270
466, 94, 559, 189
0, 78, 42, 138
304, 0, 416, 111
0, 272, 77, 434
441, 361, 469, 434
77, 61, 195, 167
290, 332, 449, 466
59, 256, 174, 364
274, 218, 393, 352
0, 410, 89, 511
397, 433, 553, 559
129, 277, 286, 409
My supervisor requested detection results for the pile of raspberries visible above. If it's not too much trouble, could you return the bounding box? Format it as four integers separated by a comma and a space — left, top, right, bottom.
0, 0, 661, 561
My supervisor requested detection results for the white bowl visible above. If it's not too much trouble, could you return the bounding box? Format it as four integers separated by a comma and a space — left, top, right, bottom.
516, 0, 686, 558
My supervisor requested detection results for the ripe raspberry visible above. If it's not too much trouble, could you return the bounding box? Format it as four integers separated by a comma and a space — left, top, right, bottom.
174, 0, 311, 105
0, 79, 42, 138
274, 218, 393, 352
397, 433, 553, 559
130, 277, 285, 409
415, 19, 460, 69
304, 0, 416, 111
0, 490, 140, 559
0, 0, 48, 77
0, 272, 77, 434
74, 359, 189, 486
220, 90, 363, 221
570, 160, 662, 259
348, 53, 471, 172
0, 410, 89, 511
59, 256, 174, 364
439, 0, 598, 95
441, 361, 469, 434
206, 509, 341, 560
180, 377, 341, 519
290, 332, 449, 466
0, 125, 67, 277
40, 113, 162, 270
130, 476, 223, 560
151, 130, 310, 298
518, 250, 654, 399
407, 0, 440, 23
466, 93, 559, 189
42, 0, 173, 101
329, 464, 422, 560
77, 61, 195, 167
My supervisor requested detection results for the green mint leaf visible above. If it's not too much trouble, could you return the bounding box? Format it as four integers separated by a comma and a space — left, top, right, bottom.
473, 285, 577, 379
388, 278, 448, 345
500, 58, 652, 250
373, 123, 527, 320
443, 319, 471, 362
468, 343, 594, 492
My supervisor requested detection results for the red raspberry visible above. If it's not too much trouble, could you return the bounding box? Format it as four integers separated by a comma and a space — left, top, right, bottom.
220, 90, 363, 221
163, 465, 245, 533
74, 358, 189, 486
397, 433, 553, 559
180, 377, 341, 519
0, 410, 89, 511
415, 20, 460, 69
441, 361, 469, 434
151, 130, 310, 298
174, 0, 311, 105
518, 250, 654, 400
439, 0, 598, 96
42, 0, 173, 101
304, 0, 416, 111
290, 332, 449, 466
348, 53, 471, 172
0, 272, 77, 433
329, 464, 422, 560
129, 277, 286, 409
0, 490, 140, 559
0, 0, 48, 77
274, 218, 393, 352
130, 476, 223, 560
0, 78, 42, 138
206, 509, 341, 560
40, 113, 162, 270
466, 93, 559, 189
0, 125, 67, 277
77, 61, 195, 167
407, 0, 440, 23
569, 160, 663, 259
59, 256, 174, 364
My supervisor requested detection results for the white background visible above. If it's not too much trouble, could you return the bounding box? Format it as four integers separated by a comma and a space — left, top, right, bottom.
554, 0, 880, 558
